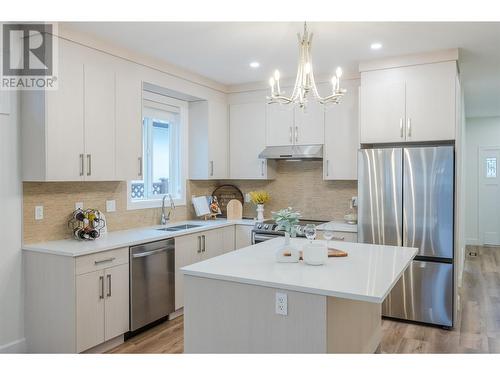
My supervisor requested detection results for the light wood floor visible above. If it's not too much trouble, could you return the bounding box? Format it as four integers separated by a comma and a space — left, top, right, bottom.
109, 246, 500, 354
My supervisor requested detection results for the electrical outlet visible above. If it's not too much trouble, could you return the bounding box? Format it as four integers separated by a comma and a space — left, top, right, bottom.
75, 202, 84, 210
275, 292, 288, 316
244, 193, 251, 203
106, 200, 116, 212
351, 196, 358, 208
35, 206, 44, 220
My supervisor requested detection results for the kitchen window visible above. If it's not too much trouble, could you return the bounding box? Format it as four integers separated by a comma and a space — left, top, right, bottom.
128, 93, 188, 209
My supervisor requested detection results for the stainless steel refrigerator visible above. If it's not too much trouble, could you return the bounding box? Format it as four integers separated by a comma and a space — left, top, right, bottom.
358, 146, 454, 328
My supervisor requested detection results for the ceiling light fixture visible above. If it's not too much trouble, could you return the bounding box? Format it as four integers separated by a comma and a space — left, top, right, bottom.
370, 42, 383, 50
249, 61, 260, 68
268, 22, 345, 109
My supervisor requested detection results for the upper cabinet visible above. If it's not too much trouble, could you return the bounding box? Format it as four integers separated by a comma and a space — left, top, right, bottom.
360, 60, 458, 144
324, 80, 360, 180
229, 101, 275, 179
189, 100, 229, 179
266, 99, 325, 146
22, 38, 118, 181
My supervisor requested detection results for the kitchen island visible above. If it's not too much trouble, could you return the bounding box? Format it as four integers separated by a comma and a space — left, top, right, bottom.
181, 238, 417, 353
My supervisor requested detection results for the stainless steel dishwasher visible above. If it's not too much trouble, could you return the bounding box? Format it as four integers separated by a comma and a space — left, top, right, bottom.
130, 238, 175, 331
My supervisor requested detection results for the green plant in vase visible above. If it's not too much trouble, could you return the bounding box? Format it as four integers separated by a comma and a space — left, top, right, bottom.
272, 208, 302, 263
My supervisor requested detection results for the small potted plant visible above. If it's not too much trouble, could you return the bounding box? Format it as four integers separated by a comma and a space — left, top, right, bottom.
249, 191, 270, 222
272, 207, 301, 262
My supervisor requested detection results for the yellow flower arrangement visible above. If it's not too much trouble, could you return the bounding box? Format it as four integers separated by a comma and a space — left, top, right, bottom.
249, 191, 270, 205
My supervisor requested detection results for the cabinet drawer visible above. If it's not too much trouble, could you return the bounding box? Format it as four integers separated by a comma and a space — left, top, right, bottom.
76, 247, 129, 275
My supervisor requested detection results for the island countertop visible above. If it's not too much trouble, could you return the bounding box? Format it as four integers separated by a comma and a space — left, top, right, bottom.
182, 238, 417, 303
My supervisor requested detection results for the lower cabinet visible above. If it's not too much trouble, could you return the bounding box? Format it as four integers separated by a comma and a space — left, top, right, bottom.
174, 226, 235, 310
235, 225, 253, 249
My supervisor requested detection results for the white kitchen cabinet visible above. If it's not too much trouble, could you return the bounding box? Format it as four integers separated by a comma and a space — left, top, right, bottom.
235, 225, 253, 249
324, 80, 359, 180
360, 61, 457, 144
174, 226, 235, 310
83, 50, 116, 181
189, 100, 229, 179
21, 37, 118, 181
25, 247, 130, 353
294, 100, 325, 145
229, 102, 275, 179
115, 61, 143, 181
266, 103, 295, 146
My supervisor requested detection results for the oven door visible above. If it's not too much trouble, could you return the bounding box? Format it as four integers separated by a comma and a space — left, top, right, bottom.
251, 231, 280, 244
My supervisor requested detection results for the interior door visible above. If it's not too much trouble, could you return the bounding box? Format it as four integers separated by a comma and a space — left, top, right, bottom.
479, 147, 500, 245
359, 81, 406, 144
294, 100, 324, 145
403, 146, 454, 259
83, 52, 116, 181
266, 103, 294, 146
357, 148, 403, 246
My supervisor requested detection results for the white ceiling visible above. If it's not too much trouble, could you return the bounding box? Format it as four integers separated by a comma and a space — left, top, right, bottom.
65, 22, 500, 117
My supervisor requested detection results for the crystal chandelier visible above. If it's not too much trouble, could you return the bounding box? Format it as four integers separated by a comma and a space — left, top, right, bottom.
267, 22, 346, 108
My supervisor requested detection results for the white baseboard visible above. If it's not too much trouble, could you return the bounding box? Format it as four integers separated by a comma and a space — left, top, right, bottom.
0, 338, 26, 353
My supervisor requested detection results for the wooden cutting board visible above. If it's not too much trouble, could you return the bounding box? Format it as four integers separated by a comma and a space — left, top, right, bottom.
226, 199, 243, 220
282, 248, 348, 259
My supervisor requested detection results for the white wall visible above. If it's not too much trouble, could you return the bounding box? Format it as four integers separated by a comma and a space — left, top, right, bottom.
465, 116, 500, 245
0, 89, 24, 352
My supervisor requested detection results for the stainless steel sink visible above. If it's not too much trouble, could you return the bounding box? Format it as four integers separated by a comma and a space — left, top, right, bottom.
157, 224, 203, 232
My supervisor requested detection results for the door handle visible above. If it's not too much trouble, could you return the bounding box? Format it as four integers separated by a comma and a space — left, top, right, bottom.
197, 236, 202, 253
99, 275, 104, 299
326, 160, 330, 177
261, 160, 265, 176
400, 118, 404, 138
407, 118, 412, 138
202, 235, 206, 252
289, 126, 292, 143
86, 154, 92, 176
210, 161, 214, 177
79, 154, 84, 176
138, 156, 143, 177
106, 274, 111, 297
295, 126, 298, 143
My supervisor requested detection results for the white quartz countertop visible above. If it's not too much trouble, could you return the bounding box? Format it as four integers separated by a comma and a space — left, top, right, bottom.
22, 219, 256, 257
182, 238, 417, 303
316, 221, 357, 233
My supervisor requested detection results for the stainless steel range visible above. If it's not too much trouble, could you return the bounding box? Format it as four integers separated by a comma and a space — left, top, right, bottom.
251, 219, 327, 244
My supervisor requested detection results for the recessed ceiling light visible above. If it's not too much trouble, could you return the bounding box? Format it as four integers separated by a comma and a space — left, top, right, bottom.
370, 42, 383, 50
249, 61, 260, 68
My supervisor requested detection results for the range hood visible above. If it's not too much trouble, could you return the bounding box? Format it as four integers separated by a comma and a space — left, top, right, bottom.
258, 145, 323, 160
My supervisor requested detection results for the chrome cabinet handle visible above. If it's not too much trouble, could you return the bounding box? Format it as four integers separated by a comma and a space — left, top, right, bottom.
295, 126, 298, 143
138, 156, 143, 177
289, 126, 292, 143
326, 160, 330, 177
209, 161, 214, 177
94, 257, 115, 265
197, 236, 202, 253
132, 249, 167, 258
99, 275, 104, 299
79, 154, 84, 176
407, 118, 412, 138
202, 235, 206, 252
106, 274, 111, 297
400, 118, 404, 138
261, 160, 265, 176
86, 154, 92, 176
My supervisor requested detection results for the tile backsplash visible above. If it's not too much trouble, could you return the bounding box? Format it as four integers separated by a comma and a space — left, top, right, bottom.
23, 161, 357, 244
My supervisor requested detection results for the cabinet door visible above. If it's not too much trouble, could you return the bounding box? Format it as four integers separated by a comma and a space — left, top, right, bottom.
46, 39, 85, 181
360, 81, 406, 144
203, 228, 225, 258
76, 270, 105, 352
230, 102, 270, 179
405, 62, 456, 142
208, 100, 229, 179
83, 52, 116, 181
235, 225, 253, 249
116, 61, 143, 181
221, 226, 236, 253
266, 103, 294, 146
324, 81, 359, 180
174, 233, 202, 310
294, 100, 324, 145
104, 264, 129, 341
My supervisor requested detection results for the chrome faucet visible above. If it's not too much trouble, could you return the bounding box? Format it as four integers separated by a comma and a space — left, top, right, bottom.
160, 194, 175, 225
